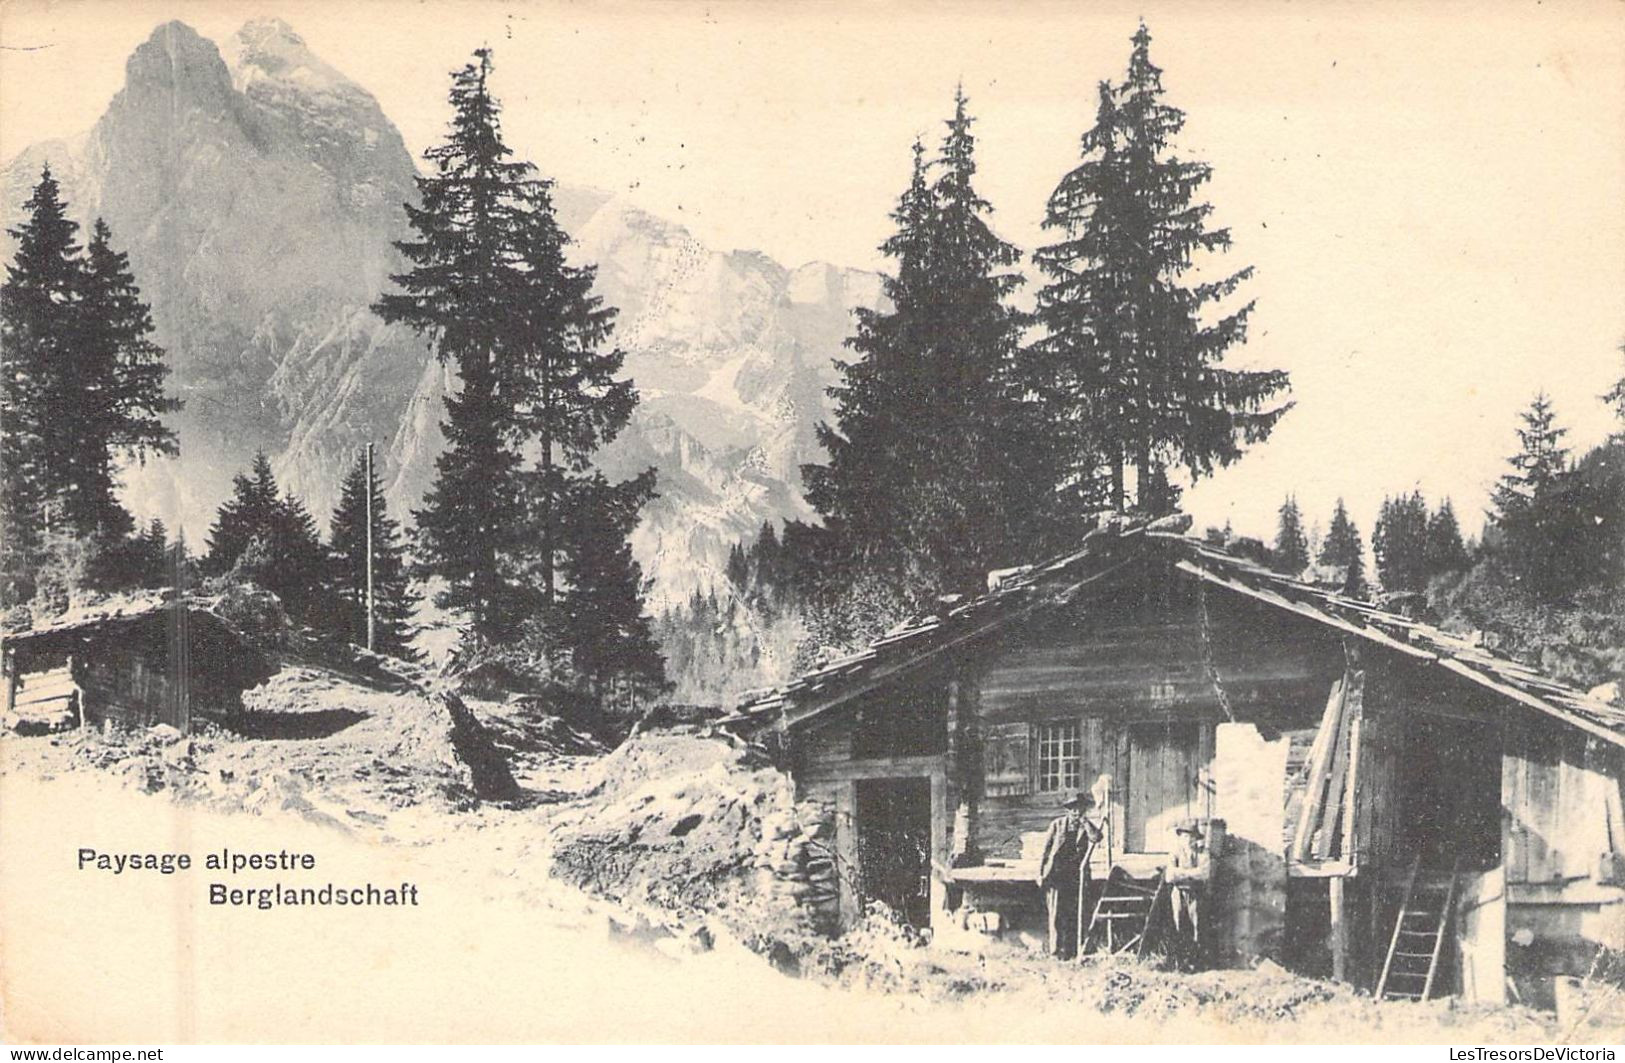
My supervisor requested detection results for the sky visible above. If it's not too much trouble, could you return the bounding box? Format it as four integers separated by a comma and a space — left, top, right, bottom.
2, 0, 1622, 546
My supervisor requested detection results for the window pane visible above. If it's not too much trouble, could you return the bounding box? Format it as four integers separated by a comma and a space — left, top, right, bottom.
1036, 720, 1080, 792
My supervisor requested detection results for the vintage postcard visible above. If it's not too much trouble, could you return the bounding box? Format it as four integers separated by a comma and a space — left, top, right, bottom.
1, 0, 1622, 1047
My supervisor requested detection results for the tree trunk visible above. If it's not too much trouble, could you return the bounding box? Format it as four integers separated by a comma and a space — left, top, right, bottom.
1135, 445, 1154, 514
540, 431, 554, 606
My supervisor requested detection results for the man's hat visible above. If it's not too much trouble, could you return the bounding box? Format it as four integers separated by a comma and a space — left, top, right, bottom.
1174, 818, 1204, 838
1060, 790, 1094, 810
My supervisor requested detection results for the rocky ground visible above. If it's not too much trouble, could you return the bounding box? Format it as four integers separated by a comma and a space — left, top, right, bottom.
2, 662, 1620, 1042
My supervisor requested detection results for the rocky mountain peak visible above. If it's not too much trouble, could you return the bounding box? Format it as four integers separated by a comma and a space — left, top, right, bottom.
233, 16, 304, 49
222, 17, 375, 111
120, 21, 234, 110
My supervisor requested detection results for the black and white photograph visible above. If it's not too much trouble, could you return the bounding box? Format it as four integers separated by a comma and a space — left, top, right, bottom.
0, 0, 1621, 1047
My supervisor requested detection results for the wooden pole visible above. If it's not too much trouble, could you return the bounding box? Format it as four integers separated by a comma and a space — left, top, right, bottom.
365, 443, 375, 653
1076, 836, 1092, 959
1330, 875, 1348, 983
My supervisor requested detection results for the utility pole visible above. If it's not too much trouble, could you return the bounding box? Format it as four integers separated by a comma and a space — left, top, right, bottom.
365, 443, 375, 652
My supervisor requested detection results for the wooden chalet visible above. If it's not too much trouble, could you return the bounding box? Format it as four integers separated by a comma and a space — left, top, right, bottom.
727, 515, 1625, 1007
1, 594, 271, 734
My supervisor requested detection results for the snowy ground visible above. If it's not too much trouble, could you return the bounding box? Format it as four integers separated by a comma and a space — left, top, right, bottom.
1, 669, 1619, 1042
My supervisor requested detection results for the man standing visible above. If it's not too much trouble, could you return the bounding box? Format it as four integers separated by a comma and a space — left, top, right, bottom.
1166, 818, 1207, 968
1037, 790, 1103, 959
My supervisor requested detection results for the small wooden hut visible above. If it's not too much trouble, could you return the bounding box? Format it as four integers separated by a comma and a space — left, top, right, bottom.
727, 515, 1625, 1008
1, 595, 270, 734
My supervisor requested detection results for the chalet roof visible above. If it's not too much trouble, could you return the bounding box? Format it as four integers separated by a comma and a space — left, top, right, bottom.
1, 592, 234, 649
725, 515, 1625, 748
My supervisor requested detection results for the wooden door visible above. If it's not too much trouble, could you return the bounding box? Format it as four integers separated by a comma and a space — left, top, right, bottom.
1125, 722, 1202, 852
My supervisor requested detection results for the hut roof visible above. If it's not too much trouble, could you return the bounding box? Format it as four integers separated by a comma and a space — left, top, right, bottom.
0, 592, 256, 664
726, 515, 1625, 747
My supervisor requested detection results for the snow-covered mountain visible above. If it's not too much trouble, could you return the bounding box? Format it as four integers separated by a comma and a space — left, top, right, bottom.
0, 18, 879, 609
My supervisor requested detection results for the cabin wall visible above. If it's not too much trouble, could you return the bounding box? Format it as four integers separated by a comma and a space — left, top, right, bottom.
972, 577, 1341, 864
4, 652, 79, 731
78, 645, 179, 730
961, 568, 1351, 965
1501, 712, 1625, 1007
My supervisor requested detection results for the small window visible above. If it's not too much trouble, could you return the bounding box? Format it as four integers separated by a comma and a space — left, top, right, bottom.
1036, 720, 1081, 793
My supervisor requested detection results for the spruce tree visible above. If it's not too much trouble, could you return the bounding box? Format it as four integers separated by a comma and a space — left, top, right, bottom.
1, 166, 83, 601
376, 48, 648, 645
206, 453, 283, 572
558, 471, 665, 703
1604, 345, 1625, 438
1490, 393, 1577, 601
73, 219, 180, 539
375, 49, 543, 639
1031, 23, 1291, 513
206, 453, 331, 623
804, 140, 936, 571
805, 90, 1038, 593
1318, 498, 1368, 597
1373, 490, 1431, 595
921, 87, 1053, 577
328, 453, 419, 659
510, 194, 638, 606
1492, 393, 1570, 517
1, 173, 178, 602
1424, 498, 1469, 576
1272, 495, 1309, 575
137, 518, 170, 587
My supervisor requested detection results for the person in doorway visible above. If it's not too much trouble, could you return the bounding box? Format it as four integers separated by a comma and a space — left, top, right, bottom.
1037, 790, 1103, 959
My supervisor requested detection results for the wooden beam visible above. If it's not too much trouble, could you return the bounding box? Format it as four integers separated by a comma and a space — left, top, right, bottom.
1341, 687, 1366, 866
799, 753, 944, 783
1330, 875, 1348, 982
1316, 688, 1353, 860
1295, 679, 1345, 861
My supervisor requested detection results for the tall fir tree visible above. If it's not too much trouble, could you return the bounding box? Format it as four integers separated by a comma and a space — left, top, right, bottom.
1490, 393, 1579, 601
1272, 495, 1309, 575
206, 453, 331, 623
374, 49, 543, 639
328, 452, 419, 659
805, 90, 1037, 594
1492, 393, 1570, 517
1424, 498, 1470, 577
804, 140, 936, 574
1604, 344, 1625, 439
1373, 490, 1431, 595
558, 471, 666, 703
1, 166, 83, 602
1318, 498, 1368, 597
510, 191, 639, 606
72, 218, 180, 544
1031, 23, 1291, 514
206, 453, 283, 571
1, 171, 178, 603
136, 518, 170, 587
376, 49, 649, 645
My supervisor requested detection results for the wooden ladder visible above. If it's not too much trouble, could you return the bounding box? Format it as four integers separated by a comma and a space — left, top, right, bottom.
1083, 866, 1167, 957
1376, 857, 1461, 1001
